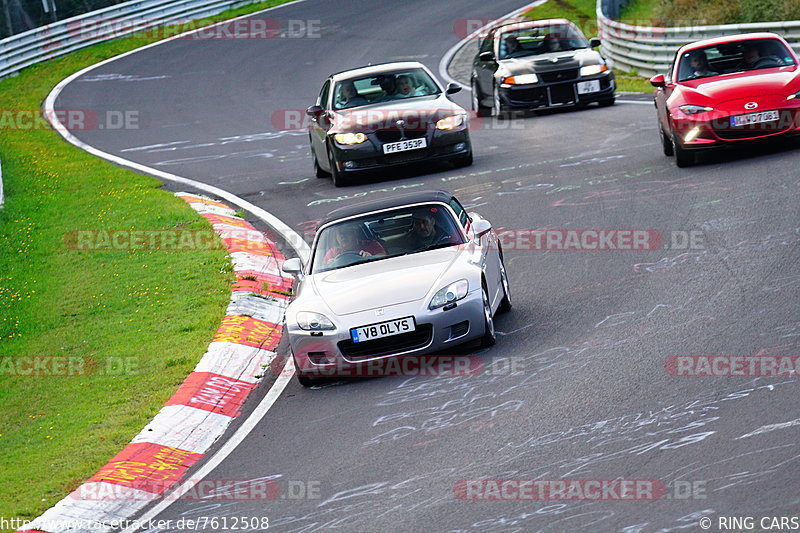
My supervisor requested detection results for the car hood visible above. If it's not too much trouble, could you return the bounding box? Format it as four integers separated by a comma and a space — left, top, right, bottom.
679, 66, 799, 103
331, 96, 463, 133
308, 247, 464, 315
498, 48, 601, 76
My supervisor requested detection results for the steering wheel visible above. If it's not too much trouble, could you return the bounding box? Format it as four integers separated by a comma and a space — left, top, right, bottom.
328, 250, 364, 267
753, 57, 781, 69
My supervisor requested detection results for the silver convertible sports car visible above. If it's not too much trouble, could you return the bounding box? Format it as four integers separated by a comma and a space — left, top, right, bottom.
281, 190, 511, 387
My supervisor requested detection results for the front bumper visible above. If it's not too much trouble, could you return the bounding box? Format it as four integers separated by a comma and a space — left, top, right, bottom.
670, 102, 800, 150
287, 289, 485, 377
329, 128, 471, 173
500, 71, 615, 110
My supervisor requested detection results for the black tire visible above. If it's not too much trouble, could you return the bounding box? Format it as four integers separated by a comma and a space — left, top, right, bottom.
472, 79, 491, 118
479, 283, 496, 348
598, 97, 615, 107
492, 83, 507, 118
452, 150, 473, 168
313, 152, 330, 178
497, 254, 512, 314
327, 144, 348, 187
673, 134, 694, 168
296, 372, 318, 388
660, 125, 674, 156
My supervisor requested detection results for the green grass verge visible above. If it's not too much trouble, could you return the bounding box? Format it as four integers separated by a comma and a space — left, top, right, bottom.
622, 0, 799, 26
522, 0, 655, 93
0, 1, 291, 528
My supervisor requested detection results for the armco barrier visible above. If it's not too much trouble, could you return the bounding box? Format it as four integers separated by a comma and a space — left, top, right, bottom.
597, 0, 800, 77
0, 0, 262, 80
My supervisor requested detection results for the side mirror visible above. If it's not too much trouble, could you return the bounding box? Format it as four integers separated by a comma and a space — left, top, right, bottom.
281, 257, 303, 277
472, 219, 492, 238
589, 37, 601, 48
306, 105, 323, 117
446, 83, 462, 95
479, 51, 495, 62
649, 74, 666, 88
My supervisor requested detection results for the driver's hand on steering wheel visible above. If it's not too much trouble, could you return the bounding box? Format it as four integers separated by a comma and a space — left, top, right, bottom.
357, 249, 372, 257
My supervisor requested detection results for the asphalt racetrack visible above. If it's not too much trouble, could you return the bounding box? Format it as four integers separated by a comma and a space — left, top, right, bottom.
54, 0, 800, 531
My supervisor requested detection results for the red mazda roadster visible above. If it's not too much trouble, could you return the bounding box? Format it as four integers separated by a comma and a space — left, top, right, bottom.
651, 32, 800, 167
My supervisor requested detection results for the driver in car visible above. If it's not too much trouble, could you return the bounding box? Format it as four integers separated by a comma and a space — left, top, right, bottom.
401, 207, 455, 251
323, 225, 386, 265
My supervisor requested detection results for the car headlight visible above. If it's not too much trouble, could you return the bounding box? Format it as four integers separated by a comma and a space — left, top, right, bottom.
435, 115, 465, 130
296, 311, 336, 331
788, 90, 800, 100
580, 64, 608, 77
502, 74, 538, 85
333, 132, 368, 145
678, 104, 713, 115
429, 279, 469, 310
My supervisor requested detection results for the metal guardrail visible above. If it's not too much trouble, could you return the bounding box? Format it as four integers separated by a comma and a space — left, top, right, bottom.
0, 0, 259, 80
597, 0, 800, 77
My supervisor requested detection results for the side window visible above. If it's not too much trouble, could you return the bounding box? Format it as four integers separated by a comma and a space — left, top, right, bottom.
480, 32, 494, 54
449, 198, 470, 228
667, 52, 678, 83
317, 80, 331, 109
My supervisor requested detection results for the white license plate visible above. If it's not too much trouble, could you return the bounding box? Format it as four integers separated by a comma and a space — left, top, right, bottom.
382, 138, 427, 154
351, 316, 415, 343
731, 110, 779, 127
576, 80, 601, 94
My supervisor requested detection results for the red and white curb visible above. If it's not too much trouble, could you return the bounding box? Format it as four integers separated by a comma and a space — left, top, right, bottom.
18, 193, 294, 533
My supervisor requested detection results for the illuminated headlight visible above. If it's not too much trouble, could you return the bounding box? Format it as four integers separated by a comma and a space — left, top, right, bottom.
429, 279, 469, 310
678, 104, 713, 115
502, 74, 538, 85
788, 90, 800, 100
580, 64, 608, 76
334, 132, 368, 145
684, 127, 701, 143
296, 311, 335, 331
435, 115, 465, 130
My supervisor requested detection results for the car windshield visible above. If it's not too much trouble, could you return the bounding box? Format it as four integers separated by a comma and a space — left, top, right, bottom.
332, 68, 441, 110
497, 23, 588, 59
310, 204, 467, 273
677, 39, 796, 82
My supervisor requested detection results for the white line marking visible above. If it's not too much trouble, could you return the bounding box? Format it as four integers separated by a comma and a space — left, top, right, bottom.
120, 357, 296, 533
438, 0, 550, 89
736, 418, 800, 440
43, 1, 311, 260
39, 2, 309, 530
616, 99, 654, 105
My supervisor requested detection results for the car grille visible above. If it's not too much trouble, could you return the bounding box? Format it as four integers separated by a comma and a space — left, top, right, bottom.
338, 324, 433, 360
548, 83, 577, 105
383, 150, 429, 165
375, 127, 428, 144
713, 110, 795, 140
539, 69, 579, 83
508, 87, 547, 104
